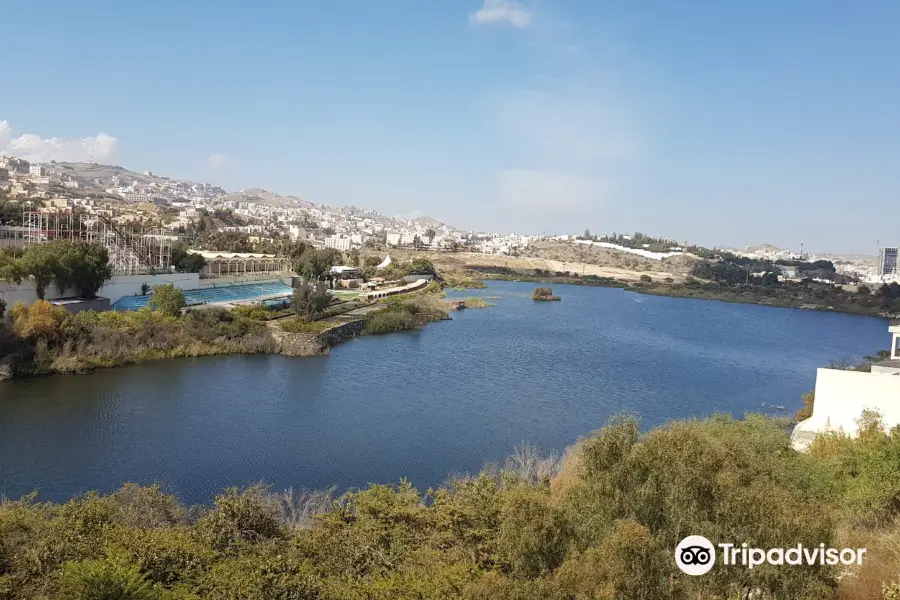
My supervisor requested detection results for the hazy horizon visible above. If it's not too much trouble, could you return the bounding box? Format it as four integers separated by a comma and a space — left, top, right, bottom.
2, 0, 898, 254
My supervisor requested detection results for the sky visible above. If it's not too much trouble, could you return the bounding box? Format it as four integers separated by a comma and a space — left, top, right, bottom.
1, 0, 898, 253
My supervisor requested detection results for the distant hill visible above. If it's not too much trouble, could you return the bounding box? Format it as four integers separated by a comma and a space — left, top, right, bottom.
221, 188, 313, 209
40, 161, 459, 231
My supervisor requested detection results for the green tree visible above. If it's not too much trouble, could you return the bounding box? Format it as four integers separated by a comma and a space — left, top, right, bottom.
291, 283, 330, 319
348, 248, 361, 267
295, 248, 342, 282
62, 242, 113, 298
18, 244, 60, 300
407, 258, 436, 276
0, 200, 21, 225
148, 284, 186, 316
172, 243, 207, 273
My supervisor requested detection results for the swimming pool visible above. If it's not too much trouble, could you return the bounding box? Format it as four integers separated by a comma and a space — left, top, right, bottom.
111, 282, 294, 311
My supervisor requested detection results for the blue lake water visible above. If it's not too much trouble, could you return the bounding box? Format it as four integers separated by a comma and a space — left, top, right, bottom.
0, 281, 890, 504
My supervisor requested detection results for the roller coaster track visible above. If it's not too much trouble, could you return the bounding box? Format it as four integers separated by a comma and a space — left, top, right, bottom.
95, 214, 155, 271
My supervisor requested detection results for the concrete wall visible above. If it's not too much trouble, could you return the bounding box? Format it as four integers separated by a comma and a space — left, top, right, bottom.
792, 367, 900, 449
100, 273, 200, 304
0, 280, 64, 306
50, 297, 111, 314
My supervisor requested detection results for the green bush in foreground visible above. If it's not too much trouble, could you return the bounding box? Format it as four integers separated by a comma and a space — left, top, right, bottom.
7, 414, 900, 599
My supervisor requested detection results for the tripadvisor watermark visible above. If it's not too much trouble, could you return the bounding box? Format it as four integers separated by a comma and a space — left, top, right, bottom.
675, 535, 867, 576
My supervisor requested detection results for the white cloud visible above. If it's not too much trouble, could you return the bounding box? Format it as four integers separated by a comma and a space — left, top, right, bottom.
497, 169, 605, 210
206, 153, 227, 169
470, 0, 532, 28
0, 120, 117, 163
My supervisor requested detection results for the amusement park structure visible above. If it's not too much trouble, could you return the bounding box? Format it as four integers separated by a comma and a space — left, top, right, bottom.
3, 211, 173, 276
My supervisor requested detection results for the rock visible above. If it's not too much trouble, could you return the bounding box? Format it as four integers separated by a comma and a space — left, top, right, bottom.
532, 287, 561, 301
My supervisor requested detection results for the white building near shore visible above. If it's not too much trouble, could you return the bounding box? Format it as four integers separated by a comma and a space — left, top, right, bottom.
791, 323, 900, 450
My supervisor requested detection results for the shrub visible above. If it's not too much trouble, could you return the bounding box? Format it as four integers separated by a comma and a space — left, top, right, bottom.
198, 550, 321, 600
364, 310, 419, 334
196, 487, 282, 552
56, 559, 162, 600
291, 284, 330, 319
639, 274, 653, 283
279, 318, 332, 334
230, 304, 271, 321
497, 487, 569, 577
148, 284, 186, 317
9, 300, 69, 342
796, 390, 815, 420
106, 527, 215, 587
1, 415, 896, 598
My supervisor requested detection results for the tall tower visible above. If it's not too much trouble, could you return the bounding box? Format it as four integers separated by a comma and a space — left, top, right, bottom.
879, 247, 899, 278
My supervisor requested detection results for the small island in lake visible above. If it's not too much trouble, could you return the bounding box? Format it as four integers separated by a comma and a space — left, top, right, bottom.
532, 287, 561, 301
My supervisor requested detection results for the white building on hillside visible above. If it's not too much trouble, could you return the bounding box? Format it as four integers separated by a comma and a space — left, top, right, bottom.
791, 323, 900, 450
325, 235, 351, 251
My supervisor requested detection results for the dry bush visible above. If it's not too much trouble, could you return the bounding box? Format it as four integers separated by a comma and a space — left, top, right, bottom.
503, 443, 561, 485
836, 523, 900, 600
267, 487, 336, 530
550, 440, 585, 493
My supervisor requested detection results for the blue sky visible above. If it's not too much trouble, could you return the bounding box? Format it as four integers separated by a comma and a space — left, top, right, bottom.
2, 0, 898, 253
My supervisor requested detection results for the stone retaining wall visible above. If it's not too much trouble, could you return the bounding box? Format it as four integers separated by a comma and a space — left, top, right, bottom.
273, 318, 367, 356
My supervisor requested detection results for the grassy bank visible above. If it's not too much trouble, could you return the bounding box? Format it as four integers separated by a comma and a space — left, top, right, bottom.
0, 302, 277, 379
633, 280, 900, 318
365, 298, 449, 334
3, 413, 900, 598
277, 317, 334, 334
462, 265, 899, 318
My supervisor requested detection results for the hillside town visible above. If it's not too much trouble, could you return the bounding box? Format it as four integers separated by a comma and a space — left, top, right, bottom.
0, 157, 534, 256
1, 156, 897, 289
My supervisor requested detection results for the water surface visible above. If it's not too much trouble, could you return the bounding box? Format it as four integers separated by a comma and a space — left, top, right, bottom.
0, 281, 889, 503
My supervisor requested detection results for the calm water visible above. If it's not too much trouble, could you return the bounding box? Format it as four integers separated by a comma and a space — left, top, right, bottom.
0, 281, 890, 504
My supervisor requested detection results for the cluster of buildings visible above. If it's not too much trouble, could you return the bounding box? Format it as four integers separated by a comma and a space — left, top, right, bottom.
727, 242, 900, 285
0, 156, 543, 258
0, 156, 58, 197
104, 171, 225, 206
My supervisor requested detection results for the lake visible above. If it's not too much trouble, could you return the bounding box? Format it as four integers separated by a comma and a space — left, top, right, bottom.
0, 281, 890, 504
